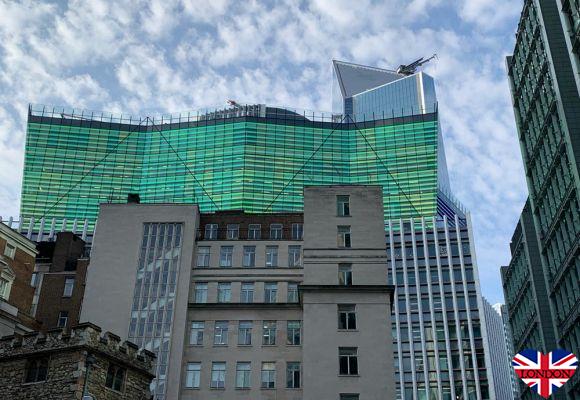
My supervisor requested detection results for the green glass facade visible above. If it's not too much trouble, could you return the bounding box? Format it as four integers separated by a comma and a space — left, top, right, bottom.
21, 107, 441, 230
506, 1, 580, 398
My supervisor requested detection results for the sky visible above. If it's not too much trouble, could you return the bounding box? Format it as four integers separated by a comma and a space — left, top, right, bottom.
0, 0, 526, 304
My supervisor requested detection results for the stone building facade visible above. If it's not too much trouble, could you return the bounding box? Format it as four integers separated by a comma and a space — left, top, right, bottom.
0, 322, 155, 400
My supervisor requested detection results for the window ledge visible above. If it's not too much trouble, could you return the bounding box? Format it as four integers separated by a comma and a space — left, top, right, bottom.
337, 329, 358, 332
338, 374, 360, 377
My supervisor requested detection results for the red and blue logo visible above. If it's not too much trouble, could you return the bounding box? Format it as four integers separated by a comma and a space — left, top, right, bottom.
512, 349, 578, 398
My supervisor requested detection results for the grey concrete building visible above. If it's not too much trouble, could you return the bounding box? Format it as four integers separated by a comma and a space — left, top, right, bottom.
81, 202, 200, 400
82, 186, 395, 400
482, 298, 515, 400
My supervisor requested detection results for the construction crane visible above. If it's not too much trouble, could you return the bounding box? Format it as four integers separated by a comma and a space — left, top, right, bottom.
396, 54, 438, 76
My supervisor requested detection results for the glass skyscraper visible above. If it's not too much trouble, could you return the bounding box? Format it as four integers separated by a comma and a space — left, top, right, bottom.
22, 104, 440, 231
504, 1, 580, 398
19, 60, 494, 399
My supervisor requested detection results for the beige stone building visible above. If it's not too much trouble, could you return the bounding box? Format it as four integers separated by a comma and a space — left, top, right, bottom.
82, 185, 395, 400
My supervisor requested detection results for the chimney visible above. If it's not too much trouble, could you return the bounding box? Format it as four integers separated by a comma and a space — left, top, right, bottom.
127, 193, 141, 204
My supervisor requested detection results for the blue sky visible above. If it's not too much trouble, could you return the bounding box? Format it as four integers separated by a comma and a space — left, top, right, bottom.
0, 0, 525, 304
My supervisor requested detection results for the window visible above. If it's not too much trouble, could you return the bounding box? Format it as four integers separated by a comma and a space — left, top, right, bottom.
185, 362, 200, 388
0, 277, 11, 300
261, 362, 276, 388
337, 195, 350, 216
248, 224, 261, 239
105, 363, 125, 391
266, 246, 278, 267
214, 321, 229, 345
63, 277, 74, 297
194, 282, 208, 303
238, 321, 252, 345
227, 224, 239, 239
270, 224, 283, 240
264, 282, 277, 303
287, 321, 301, 345
190, 321, 204, 345
217, 283, 231, 303
287, 362, 301, 388
340, 395, 360, 400
57, 311, 68, 328
243, 246, 256, 267
211, 362, 226, 388
64, 259, 77, 271
241, 282, 254, 303
288, 245, 301, 267
338, 226, 352, 248
196, 247, 210, 267
339, 348, 358, 375
219, 246, 233, 267
291, 223, 303, 240
24, 357, 48, 383
236, 362, 251, 388
30, 272, 38, 288
338, 305, 357, 330
287, 283, 299, 303
204, 224, 218, 240
338, 264, 353, 286
3, 243, 15, 259
262, 321, 277, 345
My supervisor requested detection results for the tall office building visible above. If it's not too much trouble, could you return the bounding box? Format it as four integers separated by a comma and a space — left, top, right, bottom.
481, 298, 516, 400
506, 1, 580, 398
493, 304, 520, 400
19, 59, 493, 399
82, 186, 396, 400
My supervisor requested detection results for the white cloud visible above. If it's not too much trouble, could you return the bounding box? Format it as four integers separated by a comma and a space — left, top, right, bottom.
0, 0, 526, 303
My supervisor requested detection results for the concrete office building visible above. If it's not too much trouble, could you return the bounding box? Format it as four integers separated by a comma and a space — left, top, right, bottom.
506, 1, 580, 398
81, 186, 395, 400
482, 298, 515, 400
385, 207, 493, 400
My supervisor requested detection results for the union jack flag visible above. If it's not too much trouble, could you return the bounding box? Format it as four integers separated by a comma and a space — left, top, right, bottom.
512, 349, 578, 398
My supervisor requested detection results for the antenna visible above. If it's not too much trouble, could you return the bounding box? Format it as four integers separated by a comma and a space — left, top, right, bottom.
396, 54, 438, 76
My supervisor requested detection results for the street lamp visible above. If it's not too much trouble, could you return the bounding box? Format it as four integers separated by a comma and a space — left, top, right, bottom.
82, 353, 97, 400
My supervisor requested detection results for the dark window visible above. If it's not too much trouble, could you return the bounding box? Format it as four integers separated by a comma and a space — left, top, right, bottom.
25, 357, 49, 383
105, 364, 126, 391
291, 223, 303, 240
337, 226, 351, 248
64, 259, 77, 271
204, 224, 218, 240
339, 348, 358, 375
270, 224, 283, 240
338, 264, 352, 286
340, 395, 360, 400
57, 311, 68, 328
338, 305, 357, 330
337, 195, 350, 216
